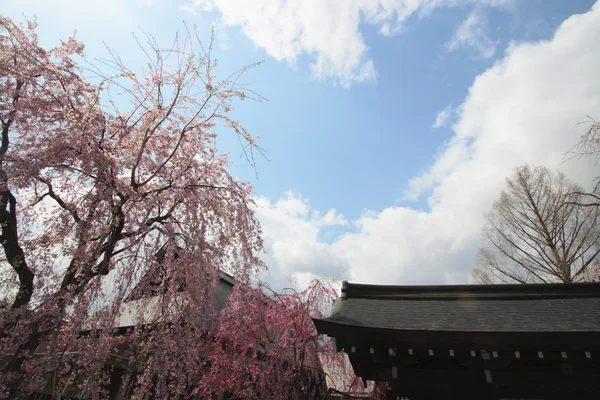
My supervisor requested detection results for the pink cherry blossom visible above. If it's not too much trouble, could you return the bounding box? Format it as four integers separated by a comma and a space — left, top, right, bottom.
0, 17, 375, 399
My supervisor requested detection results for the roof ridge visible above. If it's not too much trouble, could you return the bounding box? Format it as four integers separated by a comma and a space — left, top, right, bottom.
341, 280, 600, 300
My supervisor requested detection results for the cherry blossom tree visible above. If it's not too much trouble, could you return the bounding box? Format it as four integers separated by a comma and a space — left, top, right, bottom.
0, 15, 260, 397
194, 281, 333, 399
205, 280, 385, 400
0, 17, 372, 399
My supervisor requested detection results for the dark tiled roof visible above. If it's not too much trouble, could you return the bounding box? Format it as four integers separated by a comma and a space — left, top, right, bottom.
320, 281, 600, 332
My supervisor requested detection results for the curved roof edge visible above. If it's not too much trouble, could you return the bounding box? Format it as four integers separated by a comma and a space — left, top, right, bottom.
340, 280, 600, 300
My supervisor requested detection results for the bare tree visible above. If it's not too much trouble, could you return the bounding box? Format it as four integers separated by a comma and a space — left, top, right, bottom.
569, 116, 600, 163
473, 165, 600, 284
564, 116, 600, 208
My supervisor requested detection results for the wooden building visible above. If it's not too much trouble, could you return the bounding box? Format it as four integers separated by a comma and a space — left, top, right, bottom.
313, 281, 600, 400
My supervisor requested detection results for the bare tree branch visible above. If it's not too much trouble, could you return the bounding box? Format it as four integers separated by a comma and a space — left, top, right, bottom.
474, 165, 600, 284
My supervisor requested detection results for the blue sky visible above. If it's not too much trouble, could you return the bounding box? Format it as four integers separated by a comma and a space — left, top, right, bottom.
4, 0, 599, 288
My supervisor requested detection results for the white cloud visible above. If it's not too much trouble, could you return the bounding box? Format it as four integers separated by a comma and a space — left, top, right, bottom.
432, 104, 454, 128
253, 192, 351, 289
321, 209, 348, 226
403, 136, 469, 199
257, 2, 600, 288
211, 21, 233, 51
446, 10, 498, 58
180, 0, 514, 87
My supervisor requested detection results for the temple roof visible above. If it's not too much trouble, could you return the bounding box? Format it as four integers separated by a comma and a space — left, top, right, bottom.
316, 281, 600, 333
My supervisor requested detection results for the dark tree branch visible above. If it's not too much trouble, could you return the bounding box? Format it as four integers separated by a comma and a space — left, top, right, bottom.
37, 177, 81, 223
